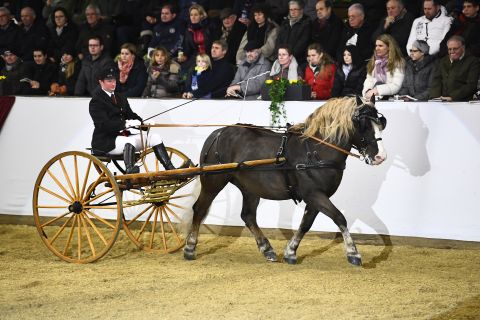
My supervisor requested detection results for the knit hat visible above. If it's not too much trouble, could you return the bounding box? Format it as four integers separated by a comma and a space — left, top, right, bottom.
412, 40, 430, 54
61, 45, 76, 57
2, 46, 20, 57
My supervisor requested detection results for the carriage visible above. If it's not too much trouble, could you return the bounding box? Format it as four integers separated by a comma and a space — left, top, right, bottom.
33, 96, 386, 265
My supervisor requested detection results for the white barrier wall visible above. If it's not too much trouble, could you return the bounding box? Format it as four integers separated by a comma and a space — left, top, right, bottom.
0, 97, 479, 241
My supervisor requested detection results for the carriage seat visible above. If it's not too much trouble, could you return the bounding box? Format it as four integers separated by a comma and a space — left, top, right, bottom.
86, 148, 140, 163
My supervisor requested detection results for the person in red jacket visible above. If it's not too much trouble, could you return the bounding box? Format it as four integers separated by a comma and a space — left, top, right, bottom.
303, 43, 336, 100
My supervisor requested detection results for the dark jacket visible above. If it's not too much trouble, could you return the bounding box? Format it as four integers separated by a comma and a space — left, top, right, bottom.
58, 59, 81, 96
182, 19, 214, 65
185, 68, 213, 98
338, 21, 375, 66
209, 57, 235, 98
331, 64, 367, 97
18, 20, 50, 62
74, 53, 114, 96
142, 62, 180, 98
211, 19, 247, 65
276, 15, 311, 64
371, 10, 415, 58
148, 17, 185, 57
76, 19, 115, 57
429, 51, 480, 101
115, 58, 148, 97
0, 59, 28, 96
89, 87, 142, 153
452, 14, 480, 57
398, 55, 436, 101
48, 23, 79, 63
0, 21, 22, 55
20, 61, 58, 95
311, 13, 344, 59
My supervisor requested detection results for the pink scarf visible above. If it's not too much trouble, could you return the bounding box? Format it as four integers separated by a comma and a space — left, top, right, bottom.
118, 58, 134, 84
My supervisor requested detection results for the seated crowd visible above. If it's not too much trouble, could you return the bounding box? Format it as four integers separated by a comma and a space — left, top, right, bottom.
1, 0, 479, 101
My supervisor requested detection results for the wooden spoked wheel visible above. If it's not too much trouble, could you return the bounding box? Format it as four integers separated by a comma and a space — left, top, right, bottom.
121, 147, 195, 253
33, 151, 122, 263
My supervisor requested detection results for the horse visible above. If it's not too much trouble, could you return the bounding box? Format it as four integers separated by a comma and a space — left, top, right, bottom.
183, 96, 387, 266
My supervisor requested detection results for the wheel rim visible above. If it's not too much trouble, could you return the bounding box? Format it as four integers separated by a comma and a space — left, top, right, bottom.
33, 151, 122, 263
122, 147, 195, 253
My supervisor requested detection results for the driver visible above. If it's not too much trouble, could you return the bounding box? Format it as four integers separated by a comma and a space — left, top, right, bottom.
89, 66, 178, 173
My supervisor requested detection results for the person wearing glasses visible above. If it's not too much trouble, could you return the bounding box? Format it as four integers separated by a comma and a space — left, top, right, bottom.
275, 0, 311, 65
429, 35, 480, 101
47, 7, 78, 64
398, 40, 436, 101
74, 36, 114, 96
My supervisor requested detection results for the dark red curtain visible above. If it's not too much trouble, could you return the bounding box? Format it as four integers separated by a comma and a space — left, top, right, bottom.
0, 96, 15, 132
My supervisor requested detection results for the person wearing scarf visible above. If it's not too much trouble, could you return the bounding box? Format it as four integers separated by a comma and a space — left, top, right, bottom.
363, 34, 405, 100
302, 42, 336, 100
50, 45, 80, 96
269, 45, 299, 80
114, 42, 147, 97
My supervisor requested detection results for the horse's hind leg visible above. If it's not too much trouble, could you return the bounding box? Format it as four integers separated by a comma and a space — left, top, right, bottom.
240, 190, 277, 262
183, 176, 228, 260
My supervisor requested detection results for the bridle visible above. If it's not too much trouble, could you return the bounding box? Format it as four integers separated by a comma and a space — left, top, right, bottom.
352, 104, 387, 160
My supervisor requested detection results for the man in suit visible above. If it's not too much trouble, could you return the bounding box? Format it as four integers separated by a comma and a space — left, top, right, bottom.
89, 67, 179, 173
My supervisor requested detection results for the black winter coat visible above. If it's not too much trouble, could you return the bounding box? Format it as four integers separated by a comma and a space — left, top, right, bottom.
211, 19, 247, 65
20, 61, 58, 95
48, 23, 79, 63
276, 15, 311, 64
89, 87, 142, 153
398, 55, 436, 101
337, 22, 375, 66
331, 64, 366, 97
311, 13, 344, 60
371, 11, 415, 58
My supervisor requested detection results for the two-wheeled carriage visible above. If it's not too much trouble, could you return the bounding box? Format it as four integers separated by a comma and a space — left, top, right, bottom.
32, 136, 282, 263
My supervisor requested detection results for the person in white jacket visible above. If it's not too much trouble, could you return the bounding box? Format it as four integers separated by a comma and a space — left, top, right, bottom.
363, 34, 405, 99
406, 0, 453, 55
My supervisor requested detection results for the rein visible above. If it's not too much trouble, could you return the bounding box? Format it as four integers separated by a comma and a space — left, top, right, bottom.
142, 123, 362, 159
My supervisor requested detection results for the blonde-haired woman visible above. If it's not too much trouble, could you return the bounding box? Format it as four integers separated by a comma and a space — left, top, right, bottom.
142, 47, 180, 98
362, 34, 405, 100
178, 4, 213, 72
115, 42, 147, 97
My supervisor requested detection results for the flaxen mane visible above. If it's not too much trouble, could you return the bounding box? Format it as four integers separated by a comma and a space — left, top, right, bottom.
289, 97, 357, 144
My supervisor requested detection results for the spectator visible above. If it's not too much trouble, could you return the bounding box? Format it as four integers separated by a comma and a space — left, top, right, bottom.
212, 7, 247, 65
0, 7, 22, 59
74, 36, 114, 96
18, 7, 49, 62
75, 4, 115, 59
20, 48, 58, 95
372, 0, 415, 58
429, 35, 480, 101
50, 45, 81, 96
182, 53, 212, 99
233, 0, 256, 26
338, 3, 376, 66
398, 40, 436, 101
359, 0, 387, 28
269, 45, 300, 80
226, 41, 271, 99
114, 43, 147, 97
301, 43, 336, 100
208, 40, 236, 98
142, 47, 181, 98
275, 0, 311, 64
179, 0, 209, 24
147, 4, 185, 59
107, 0, 145, 53
47, 7, 78, 64
264, 0, 289, 25
0, 47, 28, 95
363, 34, 405, 100
406, 0, 453, 56
450, 0, 480, 57
178, 4, 214, 73
236, 3, 279, 64
331, 45, 367, 97
304, 0, 318, 21
311, 0, 344, 59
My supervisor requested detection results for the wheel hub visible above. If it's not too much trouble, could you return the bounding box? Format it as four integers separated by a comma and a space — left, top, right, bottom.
69, 201, 83, 214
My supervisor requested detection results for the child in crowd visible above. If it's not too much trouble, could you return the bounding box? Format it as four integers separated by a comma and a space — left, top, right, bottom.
182, 53, 212, 99
142, 47, 181, 98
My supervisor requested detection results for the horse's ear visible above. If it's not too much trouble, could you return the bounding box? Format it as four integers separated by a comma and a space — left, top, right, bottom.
356, 95, 363, 106
370, 94, 376, 105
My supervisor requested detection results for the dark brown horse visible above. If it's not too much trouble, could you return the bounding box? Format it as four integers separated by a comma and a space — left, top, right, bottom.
184, 96, 387, 265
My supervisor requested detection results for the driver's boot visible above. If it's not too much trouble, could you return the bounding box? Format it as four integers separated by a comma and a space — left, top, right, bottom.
123, 143, 140, 174
153, 143, 176, 170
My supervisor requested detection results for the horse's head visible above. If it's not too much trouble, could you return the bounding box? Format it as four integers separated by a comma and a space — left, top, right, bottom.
351, 96, 387, 165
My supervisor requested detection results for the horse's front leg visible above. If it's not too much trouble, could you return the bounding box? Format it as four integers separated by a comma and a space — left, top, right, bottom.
283, 204, 318, 264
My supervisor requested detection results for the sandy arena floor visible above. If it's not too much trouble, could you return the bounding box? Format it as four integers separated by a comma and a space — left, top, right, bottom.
0, 224, 479, 320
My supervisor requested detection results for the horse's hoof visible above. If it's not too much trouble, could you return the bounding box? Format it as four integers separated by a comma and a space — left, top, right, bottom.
264, 250, 278, 262
183, 249, 196, 261
347, 255, 362, 266
283, 256, 297, 265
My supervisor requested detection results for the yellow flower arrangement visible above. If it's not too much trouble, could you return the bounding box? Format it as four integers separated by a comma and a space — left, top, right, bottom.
0, 75, 6, 80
